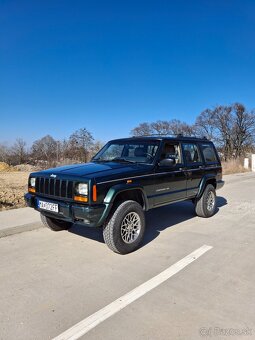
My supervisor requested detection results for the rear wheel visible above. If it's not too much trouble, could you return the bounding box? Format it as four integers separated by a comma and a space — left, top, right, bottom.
195, 184, 216, 218
41, 213, 73, 231
103, 200, 145, 254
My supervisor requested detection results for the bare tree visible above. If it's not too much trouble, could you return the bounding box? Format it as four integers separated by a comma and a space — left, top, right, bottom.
0, 144, 11, 164
232, 103, 255, 157
131, 122, 153, 136
195, 103, 255, 160
150, 121, 171, 135
169, 119, 195, 136
131, 119, 195, 136
12, 138, 27, 164
90, 140, 104, 159
31, 135, 57, 166
194, 109, 217, 140
68, 128, 94, 162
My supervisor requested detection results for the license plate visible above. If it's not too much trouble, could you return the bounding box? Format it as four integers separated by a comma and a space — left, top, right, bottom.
38, 200, 59, 213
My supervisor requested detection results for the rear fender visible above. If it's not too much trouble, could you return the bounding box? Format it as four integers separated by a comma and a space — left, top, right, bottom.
197, 175, 216, 199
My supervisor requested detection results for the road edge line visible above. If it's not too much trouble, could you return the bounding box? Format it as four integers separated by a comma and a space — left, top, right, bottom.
52, 244, 213, 340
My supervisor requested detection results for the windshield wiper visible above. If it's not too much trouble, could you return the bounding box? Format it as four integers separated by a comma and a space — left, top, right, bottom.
112, 157, 137, 164
92, 158, 113, 162
93, 157, 137, 164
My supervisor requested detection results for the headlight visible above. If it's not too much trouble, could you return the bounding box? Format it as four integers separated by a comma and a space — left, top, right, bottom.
30, 177, 36, 187
77, 183, 88, 196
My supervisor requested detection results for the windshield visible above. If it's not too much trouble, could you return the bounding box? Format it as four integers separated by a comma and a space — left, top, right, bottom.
93, 140, 160, 164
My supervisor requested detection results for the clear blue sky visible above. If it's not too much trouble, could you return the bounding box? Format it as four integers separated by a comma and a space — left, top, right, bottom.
1, 0, 255, 145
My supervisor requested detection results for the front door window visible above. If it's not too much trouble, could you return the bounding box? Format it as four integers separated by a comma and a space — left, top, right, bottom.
160, 143, 182, 164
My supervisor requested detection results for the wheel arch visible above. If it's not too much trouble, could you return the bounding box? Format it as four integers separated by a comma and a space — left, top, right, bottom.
97, 184, 148, 229
104, 184, 148, 211
197, 175, 217, 199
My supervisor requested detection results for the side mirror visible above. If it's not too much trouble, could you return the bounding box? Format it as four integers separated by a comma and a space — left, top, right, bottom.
159, 157, 176, 167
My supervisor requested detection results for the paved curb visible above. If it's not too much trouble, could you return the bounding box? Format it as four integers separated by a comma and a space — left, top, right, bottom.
0, 222, 44, 238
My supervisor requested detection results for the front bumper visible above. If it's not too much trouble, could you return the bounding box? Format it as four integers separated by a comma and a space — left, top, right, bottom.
24, 193, 109, 227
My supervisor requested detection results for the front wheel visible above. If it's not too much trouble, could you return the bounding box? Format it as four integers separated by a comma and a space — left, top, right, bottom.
41, 213, 73, 231
195, 184, 216, 218
103, 200, 145, 254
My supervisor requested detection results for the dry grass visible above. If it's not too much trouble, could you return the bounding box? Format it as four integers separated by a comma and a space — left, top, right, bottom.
0, 162, 16, 172
0, 172, 29, 210
222, 158, 250, 175
0, 162, 41, 210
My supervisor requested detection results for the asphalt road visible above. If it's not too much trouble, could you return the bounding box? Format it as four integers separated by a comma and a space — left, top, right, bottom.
0, 172, 255, 340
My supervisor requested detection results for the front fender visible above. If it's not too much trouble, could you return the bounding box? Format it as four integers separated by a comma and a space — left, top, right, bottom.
104, 183, 148, 208
96, 184, 148, 227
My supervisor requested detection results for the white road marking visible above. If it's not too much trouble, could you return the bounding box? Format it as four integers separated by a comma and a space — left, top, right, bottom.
52, 244, 212, 340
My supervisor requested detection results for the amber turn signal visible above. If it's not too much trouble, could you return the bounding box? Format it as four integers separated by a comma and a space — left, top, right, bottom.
74, 195, 88, 202
92, 185, 97, 202
28, 187, 36, 193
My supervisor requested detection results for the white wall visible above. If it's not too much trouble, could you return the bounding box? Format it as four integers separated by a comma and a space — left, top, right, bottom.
252, 154, 255, 172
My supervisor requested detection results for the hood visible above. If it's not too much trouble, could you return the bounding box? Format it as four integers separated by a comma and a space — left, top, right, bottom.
34, 161, 151, 179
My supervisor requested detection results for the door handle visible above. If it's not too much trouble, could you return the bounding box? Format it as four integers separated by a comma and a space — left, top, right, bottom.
182, 170, 192, 178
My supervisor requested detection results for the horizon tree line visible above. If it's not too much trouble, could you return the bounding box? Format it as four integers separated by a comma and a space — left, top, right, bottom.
131, 103, 255, 161
0, 103, 254, 166
0, 128, 104, 167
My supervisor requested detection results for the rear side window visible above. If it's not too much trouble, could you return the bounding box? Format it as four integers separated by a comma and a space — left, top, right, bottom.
182, 143, 202, 164
200, 143, 218, 163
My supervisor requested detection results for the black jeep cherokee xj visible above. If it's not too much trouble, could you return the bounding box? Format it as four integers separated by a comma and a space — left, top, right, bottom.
25, 136, 224, 254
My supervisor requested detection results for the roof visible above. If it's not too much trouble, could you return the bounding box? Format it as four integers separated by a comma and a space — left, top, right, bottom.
110, 135, 211, 143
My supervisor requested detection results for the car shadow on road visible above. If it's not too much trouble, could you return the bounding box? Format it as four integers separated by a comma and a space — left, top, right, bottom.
68, 196, 227, 246
142, 196, 227, 247
69, 223, 105, 243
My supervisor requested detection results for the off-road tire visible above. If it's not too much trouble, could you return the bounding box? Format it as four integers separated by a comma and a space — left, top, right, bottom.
195, 184, 216, 218
103, 200, 145, 254
41, 213, 73, 231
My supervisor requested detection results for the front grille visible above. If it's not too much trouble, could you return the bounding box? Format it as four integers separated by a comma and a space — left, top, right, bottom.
35, 177, 73, 199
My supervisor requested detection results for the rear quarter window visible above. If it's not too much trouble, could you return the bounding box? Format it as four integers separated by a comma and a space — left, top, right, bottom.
200, 143, 218, 163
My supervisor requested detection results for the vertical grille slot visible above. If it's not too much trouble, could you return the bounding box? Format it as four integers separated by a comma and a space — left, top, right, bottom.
35, 178, 40, 192
39, 177, 45, 194
67, 181, 73, 198
49, 178, 55, 195
61, 180, 67, 197
55, 180, 60, 196
45, 178, 49, 195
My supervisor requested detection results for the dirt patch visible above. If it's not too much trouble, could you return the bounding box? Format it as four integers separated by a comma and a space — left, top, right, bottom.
0, 162, 15, 172
0, 172, 29, 210
13, 164, 41, 172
